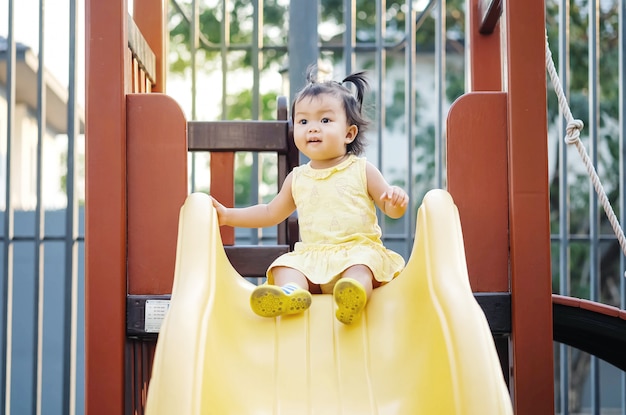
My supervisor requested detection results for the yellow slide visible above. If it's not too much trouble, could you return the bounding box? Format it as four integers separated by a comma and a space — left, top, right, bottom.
145, 189, 512, 415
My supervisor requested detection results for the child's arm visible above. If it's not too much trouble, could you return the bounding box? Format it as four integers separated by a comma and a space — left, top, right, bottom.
210, 172, 297, 228
365, 162, 409, 219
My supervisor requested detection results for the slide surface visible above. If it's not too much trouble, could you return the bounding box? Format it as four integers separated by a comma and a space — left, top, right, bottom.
145, 189, 513, 415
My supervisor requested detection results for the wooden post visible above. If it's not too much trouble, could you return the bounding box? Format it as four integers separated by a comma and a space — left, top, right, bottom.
85, 0, 128, 413
467, 0, 502, 91
504, 1, 554, 412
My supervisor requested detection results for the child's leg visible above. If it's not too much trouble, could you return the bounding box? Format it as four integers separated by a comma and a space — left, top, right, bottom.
339, 265, 374, 297
333, 265, 373, 324
250, 266, 312, 318
272, 266, 310, 290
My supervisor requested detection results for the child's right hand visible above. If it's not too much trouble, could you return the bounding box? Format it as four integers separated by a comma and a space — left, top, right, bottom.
210, 196, 227, 225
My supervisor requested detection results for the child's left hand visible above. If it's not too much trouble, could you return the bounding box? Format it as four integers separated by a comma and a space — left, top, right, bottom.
380, 186, 408, 209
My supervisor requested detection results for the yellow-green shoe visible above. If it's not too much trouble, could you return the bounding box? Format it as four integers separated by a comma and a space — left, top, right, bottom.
333, 278, 367, 325
250, 283, 312, 318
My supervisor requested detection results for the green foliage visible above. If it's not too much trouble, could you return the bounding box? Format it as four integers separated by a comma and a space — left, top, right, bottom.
169, 0, 288, 71
319, 0, 465, 47
224, 88, 279, 120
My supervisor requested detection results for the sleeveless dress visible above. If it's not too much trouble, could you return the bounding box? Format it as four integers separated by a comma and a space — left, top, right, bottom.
267, 155, 405, 286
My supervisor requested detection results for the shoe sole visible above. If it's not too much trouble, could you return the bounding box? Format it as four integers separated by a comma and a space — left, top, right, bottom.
334, 279, 367, 324
250, 285, 312, 318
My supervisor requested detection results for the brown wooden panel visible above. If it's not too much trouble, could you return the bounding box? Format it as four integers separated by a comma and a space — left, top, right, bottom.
188, 120, 291, 152
224, 245, 290, 278
127, 93, 188, 295
447, 92, 509, 293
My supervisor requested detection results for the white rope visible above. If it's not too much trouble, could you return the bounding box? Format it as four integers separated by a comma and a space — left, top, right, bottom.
545, 37, 626, 271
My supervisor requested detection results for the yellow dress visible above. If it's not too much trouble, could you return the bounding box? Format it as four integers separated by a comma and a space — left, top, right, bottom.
267, 155, 405, 287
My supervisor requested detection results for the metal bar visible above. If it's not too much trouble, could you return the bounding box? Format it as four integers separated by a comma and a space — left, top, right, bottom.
197, 42, 421, 53
343, 0, 355, 75
588, 0, 600, 413
557, 1, 571, 413
221, 0, 229, 120
551, 234, 626, 242
375, 0, 385, 143
189, 0, 199, 192
415, 0, 437, 33
405, 1, 416, 243
2, 1, 16, 412
250, 0, 262, 245
252, 0, 261, 117
288, 0, 318, 107
375, 0, 385, 235
617, 0, 626, 415
434, 0, 445, 188
34, 1, 46, 413
64, 1, 79, 413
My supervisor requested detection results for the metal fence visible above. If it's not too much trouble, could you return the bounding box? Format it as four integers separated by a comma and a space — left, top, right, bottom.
2, 0, 626, 413
545, 0, 626, 413
0, 0, 83, 414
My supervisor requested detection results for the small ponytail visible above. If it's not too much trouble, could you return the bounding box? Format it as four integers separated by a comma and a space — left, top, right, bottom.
341, 71, 369, 111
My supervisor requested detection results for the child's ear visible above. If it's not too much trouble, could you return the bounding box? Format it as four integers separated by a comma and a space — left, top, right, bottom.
345, 125, 358, 142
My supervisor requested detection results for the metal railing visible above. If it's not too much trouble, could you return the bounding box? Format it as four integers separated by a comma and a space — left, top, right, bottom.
0, 0, 83, 414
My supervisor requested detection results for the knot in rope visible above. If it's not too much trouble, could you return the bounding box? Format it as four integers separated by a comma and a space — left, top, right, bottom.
565, 119, 584, 144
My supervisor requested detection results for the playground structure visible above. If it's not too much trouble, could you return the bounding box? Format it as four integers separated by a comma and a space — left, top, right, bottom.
85, 0, 626, 414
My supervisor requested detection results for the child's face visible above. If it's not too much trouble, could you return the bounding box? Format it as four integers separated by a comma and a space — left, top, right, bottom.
292, 93, 358, 168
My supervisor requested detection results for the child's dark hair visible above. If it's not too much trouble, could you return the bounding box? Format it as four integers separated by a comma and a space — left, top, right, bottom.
291, 66, 370, 156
